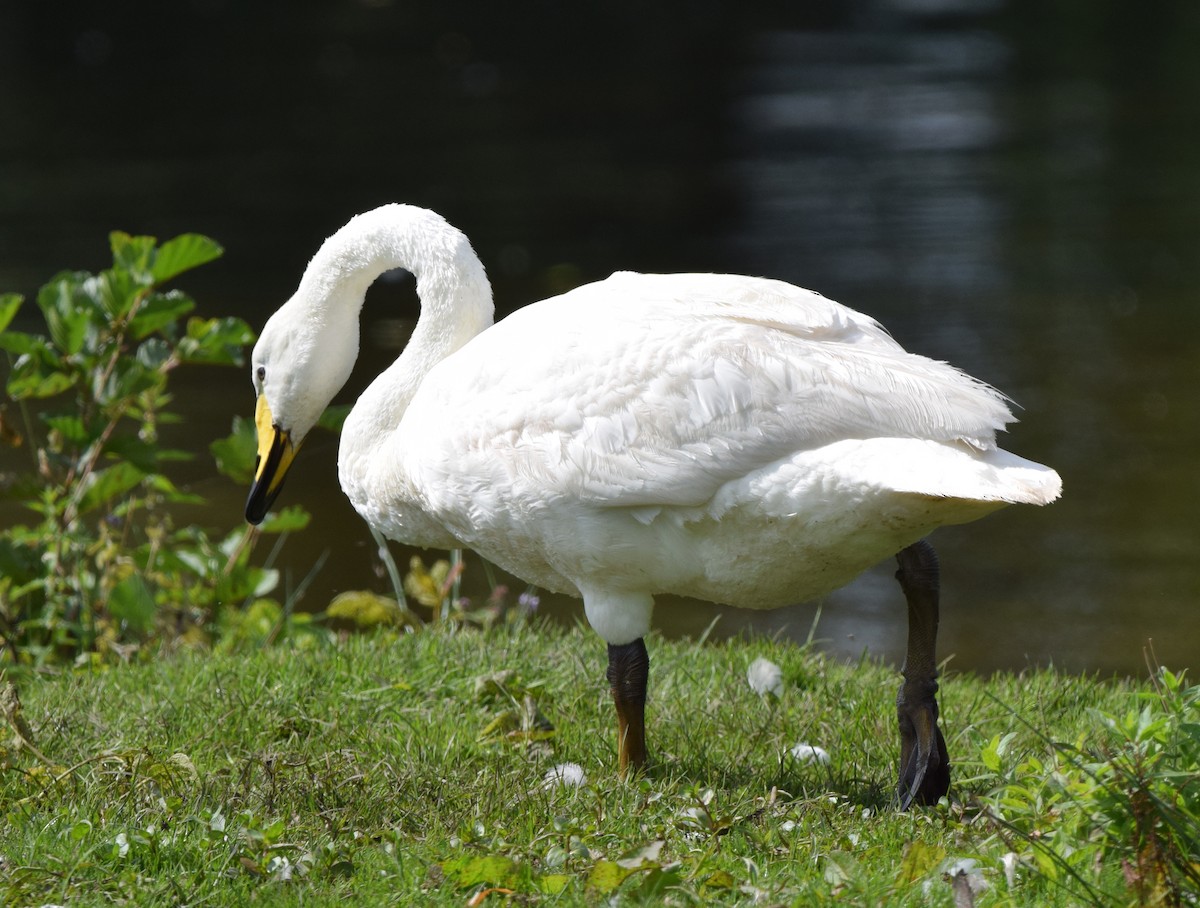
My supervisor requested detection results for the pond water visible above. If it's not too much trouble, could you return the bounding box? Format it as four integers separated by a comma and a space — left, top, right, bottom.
2, 1, 1197, 675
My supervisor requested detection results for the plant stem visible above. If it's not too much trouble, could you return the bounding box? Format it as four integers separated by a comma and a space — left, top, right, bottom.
370, 525, 410, 614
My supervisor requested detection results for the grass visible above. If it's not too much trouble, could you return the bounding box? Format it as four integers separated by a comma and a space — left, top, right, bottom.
0, 619, 1193, 906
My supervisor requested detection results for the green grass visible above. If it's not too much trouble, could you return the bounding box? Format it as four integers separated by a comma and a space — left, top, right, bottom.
1, 620, 1193, 906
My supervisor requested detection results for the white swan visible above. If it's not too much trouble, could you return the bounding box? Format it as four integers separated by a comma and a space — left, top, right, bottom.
245, 204, 1061, 807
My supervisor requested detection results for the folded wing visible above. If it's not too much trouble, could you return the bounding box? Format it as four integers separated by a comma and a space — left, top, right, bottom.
404, 272, 1022, 513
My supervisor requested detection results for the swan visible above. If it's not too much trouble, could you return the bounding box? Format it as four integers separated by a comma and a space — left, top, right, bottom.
244, 204, 1061, 808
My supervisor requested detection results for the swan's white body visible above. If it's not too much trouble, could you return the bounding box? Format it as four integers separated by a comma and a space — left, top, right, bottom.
251, 205, 1061, 647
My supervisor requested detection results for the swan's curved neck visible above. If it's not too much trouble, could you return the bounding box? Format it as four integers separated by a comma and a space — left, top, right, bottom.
319, 205, 493, 505
302, 204, 493, 357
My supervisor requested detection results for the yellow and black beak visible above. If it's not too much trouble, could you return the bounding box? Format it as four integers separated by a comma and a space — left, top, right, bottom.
245, 395, 299, 525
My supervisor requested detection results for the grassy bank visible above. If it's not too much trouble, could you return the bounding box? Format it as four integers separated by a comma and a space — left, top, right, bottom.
2, 620, 1195, 906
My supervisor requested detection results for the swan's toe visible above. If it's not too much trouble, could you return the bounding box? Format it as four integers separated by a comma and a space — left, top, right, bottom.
896, 684, 951, 809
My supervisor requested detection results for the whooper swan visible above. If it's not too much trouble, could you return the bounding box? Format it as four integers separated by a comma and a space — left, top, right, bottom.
245, 204, 1061, 808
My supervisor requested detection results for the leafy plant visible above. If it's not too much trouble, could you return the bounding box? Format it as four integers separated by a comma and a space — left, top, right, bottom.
0, 231, 301, 665
979, 666, 1200, 906
395, 554, 540, 629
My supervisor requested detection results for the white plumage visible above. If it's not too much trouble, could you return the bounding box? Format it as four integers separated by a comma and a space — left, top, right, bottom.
246, 204, 1061, 803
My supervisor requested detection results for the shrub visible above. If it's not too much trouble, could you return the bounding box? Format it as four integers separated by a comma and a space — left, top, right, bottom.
0, 231, 301, 666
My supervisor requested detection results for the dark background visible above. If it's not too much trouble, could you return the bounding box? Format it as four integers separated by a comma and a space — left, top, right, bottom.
2, 0, 1198, 674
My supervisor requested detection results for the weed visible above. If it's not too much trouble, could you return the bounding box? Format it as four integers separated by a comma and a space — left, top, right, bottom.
0, 233, 303, 667
977, 665, 1200, 906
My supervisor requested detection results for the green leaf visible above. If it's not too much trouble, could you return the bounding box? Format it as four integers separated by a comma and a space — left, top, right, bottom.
981, 734, 1003, 772
823, 851, 861, 887
318, 404, 353, 433
0, 537, 44, 586
895, 841, 945, 885
77, 461, 146, 515
110, 231, 157, 276
587, 859, 635, 894
615, 840, 664, 870
7, 346, 73, 398
145, 474, 204, 505
326, 591, 403, 628
258, 505, 311, 534
0, 293, 23, 333
8, 367, 68, 400
0, 329, 41, 356
156, 545, 211, 579
95, 356, 163, 406
438, 854, 519, 889
249, 567, 280, 598
637, 867, 684, 899
699, 870, 735, 891
152, 233, 223, 283
42, 414, 92, 446
108, 573, 156, 634
179, 316, 255, 365
538, 873, 571, 895
94, 266, 151, 319
210, 416, 258, 484
585, 840, 672, 896
136, 337, 173, 371
259, 818, 287, 843
129, 290, 195, 339
103, 436, 172, 473
36, 273, 94, 355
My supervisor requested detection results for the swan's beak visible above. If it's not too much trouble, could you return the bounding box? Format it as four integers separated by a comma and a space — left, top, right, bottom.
245, 394, 298, 525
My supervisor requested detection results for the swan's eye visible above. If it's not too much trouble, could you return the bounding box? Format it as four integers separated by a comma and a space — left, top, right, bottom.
256, 365, 266, 383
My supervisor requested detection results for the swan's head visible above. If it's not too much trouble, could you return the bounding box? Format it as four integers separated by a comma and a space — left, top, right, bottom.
245, 294, 359, 524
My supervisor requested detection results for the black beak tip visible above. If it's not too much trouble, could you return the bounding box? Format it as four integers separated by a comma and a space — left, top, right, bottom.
245, 495, 266, 526
245, 478, 282, 525
246, 429, 294, 525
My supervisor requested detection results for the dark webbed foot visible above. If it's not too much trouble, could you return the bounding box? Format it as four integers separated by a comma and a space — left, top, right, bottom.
894, 540, 951, 808
607, 638, 649, 774
896, 677, 951, 808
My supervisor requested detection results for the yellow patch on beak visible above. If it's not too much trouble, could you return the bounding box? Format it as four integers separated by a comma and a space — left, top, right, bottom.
245, 394, 299, 524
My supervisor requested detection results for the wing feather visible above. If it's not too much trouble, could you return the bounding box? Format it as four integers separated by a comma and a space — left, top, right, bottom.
404, 272, 1015, 512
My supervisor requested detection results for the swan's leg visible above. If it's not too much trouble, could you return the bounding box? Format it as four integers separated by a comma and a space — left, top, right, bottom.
607, 638, 649, 774
894, 539, 951, 808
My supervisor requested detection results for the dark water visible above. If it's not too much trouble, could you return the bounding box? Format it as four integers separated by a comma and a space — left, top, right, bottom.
2, 1, 1197, 675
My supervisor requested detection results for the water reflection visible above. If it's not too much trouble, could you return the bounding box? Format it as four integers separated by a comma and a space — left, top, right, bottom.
728, 29, 1011, 299
1, 1, 1197, 675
